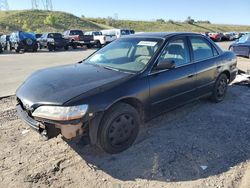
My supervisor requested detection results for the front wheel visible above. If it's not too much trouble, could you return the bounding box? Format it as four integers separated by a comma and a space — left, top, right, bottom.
211, 74, 228, 103
98, 103, 140, 154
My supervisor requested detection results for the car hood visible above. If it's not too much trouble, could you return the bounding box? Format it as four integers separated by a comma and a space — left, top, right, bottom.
16, 63, 131, 108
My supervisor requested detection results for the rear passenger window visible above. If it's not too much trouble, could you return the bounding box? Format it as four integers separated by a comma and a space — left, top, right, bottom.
190, 37, 214, 61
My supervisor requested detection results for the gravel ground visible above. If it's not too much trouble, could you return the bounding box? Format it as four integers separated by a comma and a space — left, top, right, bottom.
0, 85, 250, 188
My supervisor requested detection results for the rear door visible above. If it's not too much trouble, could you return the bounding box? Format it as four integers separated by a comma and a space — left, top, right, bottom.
149, 37, 197, 116
188, 36, 220, 96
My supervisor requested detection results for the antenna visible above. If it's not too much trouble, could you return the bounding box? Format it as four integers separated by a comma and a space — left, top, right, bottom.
0, 0, 9, 10
31, 0, 53, 10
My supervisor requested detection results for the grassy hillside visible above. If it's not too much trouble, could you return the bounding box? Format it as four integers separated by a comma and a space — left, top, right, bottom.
0, 10, 249, 34
87, 18, 250, 33
0, 10, 110, 34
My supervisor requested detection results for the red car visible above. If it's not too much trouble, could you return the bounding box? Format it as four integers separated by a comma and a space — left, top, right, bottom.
208, 33, 222, 42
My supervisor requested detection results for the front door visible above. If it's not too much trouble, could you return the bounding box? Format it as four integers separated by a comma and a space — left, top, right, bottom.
149, 37, 196, 116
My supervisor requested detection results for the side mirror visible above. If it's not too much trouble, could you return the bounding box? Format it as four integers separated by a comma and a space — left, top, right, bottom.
156, 60, 175, 70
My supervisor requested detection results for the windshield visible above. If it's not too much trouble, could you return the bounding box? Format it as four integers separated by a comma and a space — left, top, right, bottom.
70, 30, 84, 36
19, 32, 35, 40
238, 34, 250, 43
48, 33, 62, 38
92, 32, 102, 36
121, 30, 131, 35
85, 38, 163, 73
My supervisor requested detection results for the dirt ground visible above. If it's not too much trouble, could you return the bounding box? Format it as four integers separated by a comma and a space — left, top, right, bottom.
0, 84, 250, 188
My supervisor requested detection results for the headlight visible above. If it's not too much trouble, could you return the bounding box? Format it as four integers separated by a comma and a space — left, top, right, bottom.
32, 105, 88, 121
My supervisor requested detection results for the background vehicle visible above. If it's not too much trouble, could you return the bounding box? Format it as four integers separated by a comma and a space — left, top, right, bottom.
63, 30, 95, 49
0, 35, 10, 50
0, 43, 3, 53
229, 33, 250, 58
208, 33, 223, 42
35, 33, 42, 39
16, 32, 237, 154
8, 31, 38, 53
84, 31, 116, 47
38, 33, 69, 51
101, 29, 134, 38
222, 32, 235, 41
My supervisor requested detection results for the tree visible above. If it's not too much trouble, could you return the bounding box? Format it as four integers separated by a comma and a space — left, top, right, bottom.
185, 16, 195, 24
44, 14, 56, 26
22, 20, 32, 32
156, 18, 165, 23
167, 19, 175, 24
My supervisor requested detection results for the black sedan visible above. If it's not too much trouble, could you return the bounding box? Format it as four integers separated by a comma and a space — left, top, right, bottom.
16, 32, 237, 154
229, 34, 250, 59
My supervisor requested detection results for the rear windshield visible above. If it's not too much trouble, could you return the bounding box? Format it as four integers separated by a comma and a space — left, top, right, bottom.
19, 32, 35, 40
48, 33, 62, 38
121, 30, 131, 35
92, 32, 102, 36
70, 30, 84, 36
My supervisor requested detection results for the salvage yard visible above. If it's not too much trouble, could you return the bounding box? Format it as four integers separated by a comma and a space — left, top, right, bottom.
0, 42, 250, 188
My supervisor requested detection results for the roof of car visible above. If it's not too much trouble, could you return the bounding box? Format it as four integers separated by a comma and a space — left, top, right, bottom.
131, 32, 201, 38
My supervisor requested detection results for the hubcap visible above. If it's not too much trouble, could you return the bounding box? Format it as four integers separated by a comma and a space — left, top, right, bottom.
108, 114, 135, 147
217, 78, 227, 98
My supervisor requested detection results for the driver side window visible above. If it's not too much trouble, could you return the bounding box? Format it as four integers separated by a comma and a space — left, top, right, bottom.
159, 38, 190, 67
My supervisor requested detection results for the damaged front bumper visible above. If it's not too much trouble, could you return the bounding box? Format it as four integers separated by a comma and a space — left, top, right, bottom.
16, 104, 87, 140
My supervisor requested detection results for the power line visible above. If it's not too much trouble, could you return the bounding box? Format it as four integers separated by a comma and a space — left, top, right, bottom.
31, 0, 53, 10
0, 0, 9, 10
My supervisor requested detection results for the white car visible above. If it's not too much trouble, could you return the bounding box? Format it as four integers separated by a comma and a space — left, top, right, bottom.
85, 31, 116, 47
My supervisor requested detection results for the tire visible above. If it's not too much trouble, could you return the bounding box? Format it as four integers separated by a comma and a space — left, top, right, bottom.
7, 42, 12, 51
64, 45, 69, 51
211, 74, 228, 103
71, 42, 77, 49
33, 47, 38, 52
48, 44, 54, 51
15, 44, 20, 53
87, 44, 92, 49
96, 41, 102, 48
98, 103, 140, 154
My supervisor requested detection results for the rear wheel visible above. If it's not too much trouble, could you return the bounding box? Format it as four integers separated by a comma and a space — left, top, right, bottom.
64, 45, 69, 51
87, 44, 92, 49
211, 74, 228, 103
98, 103, 140, 154
48, 44, 54, 51
15, 44, 20, 53
71, 42, 77, 49
7, 42, 12, 51
96, 41, 102, 48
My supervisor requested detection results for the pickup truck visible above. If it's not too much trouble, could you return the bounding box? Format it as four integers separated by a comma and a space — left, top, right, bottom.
85, 31, 117, 47
63, 30, 95, 49
37, 33, 69, 51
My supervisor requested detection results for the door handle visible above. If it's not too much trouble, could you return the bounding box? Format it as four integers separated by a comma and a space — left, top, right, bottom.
187, 74, 194, 78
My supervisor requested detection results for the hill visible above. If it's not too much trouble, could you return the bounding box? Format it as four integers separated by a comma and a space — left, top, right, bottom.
0, 10, 110, 34
87, 18, 250, 33
0, 10, 249, 34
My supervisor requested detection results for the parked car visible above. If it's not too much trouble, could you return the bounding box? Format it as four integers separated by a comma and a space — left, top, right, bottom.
84, 31, 116, 47
16, 32, 237, 154
63, 30, 95, 49
222, 32, 235, 41
0, 34, 10, 50
229, 33, 250, 58
37, 33, 69, 51
8, 31, 38, 53
101, 29, 134, 39
0, 43, 3, 53
208, 33, 223, 42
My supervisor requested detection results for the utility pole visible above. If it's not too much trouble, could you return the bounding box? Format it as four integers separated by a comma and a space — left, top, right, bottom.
31, 0, 53, 10
0, 0, 9, 10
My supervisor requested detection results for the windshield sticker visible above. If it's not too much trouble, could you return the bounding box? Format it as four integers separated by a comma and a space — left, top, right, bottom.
137, 41, 157, 47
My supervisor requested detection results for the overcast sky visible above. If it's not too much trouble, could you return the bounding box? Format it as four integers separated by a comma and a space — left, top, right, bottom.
7, 0, 250, 25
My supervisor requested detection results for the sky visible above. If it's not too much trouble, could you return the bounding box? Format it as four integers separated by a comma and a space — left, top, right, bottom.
6, 0, 250, 25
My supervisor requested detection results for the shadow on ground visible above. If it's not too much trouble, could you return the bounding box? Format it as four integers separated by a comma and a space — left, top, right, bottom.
67, 86, 250, 182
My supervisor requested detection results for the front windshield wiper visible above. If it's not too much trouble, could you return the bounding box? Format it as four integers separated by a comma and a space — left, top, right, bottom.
102, 66, 120, 72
